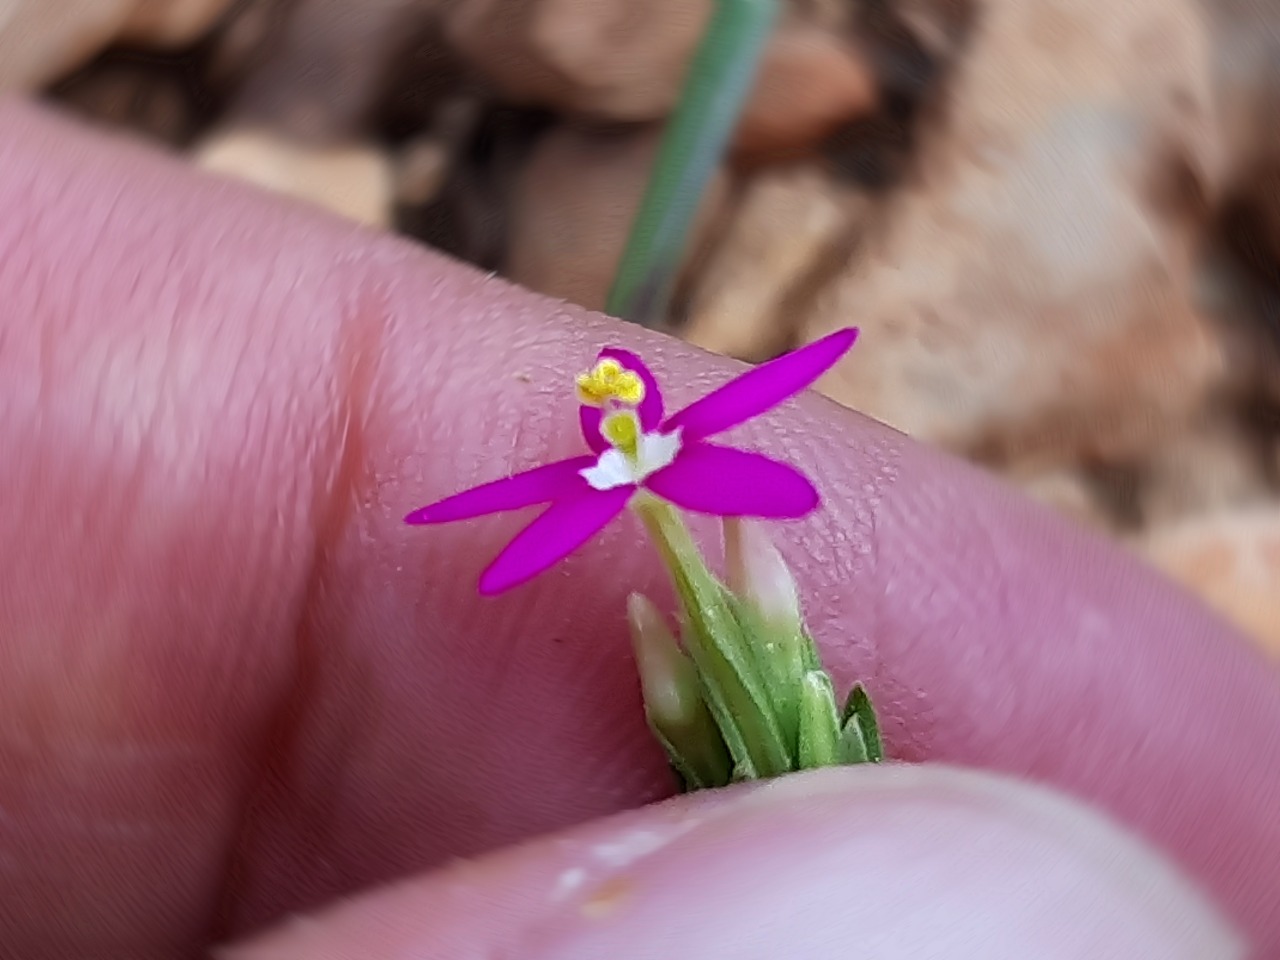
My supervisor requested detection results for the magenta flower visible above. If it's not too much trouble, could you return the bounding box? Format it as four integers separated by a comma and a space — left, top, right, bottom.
406, 327, 859, 594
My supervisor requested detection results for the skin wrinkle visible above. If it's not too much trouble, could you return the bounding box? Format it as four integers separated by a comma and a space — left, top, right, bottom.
0, 103, 374, 955
216, 260, 413, 941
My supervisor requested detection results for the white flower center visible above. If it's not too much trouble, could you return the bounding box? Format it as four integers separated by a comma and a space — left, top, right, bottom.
581, 427, 683, 491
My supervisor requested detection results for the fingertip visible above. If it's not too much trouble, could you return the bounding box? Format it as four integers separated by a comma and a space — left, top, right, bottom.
220, 765, 1246, 960
522, 765, 1245, 960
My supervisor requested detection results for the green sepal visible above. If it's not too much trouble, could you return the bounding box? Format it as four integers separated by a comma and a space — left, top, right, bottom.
649, 721, 713, 793
840, 682, 884, 764
797, 627, 824, 674
838, 716, 868, 764
723, 594, 806, 756
796, 671, 843, 769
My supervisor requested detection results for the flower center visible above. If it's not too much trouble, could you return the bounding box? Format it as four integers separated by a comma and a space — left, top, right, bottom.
576, 358, 645, 408
575, 361, 681, 493
601, 410, 641, 460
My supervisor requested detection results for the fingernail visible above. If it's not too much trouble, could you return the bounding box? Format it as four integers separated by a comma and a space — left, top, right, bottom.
516, 765, 1245, 959
218, 765, 1245, 960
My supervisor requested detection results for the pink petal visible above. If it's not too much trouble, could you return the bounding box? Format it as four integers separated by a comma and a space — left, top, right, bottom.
664, 327, 859, 440
643, 442, 819, 518
404, 455, 596, 524
579, 347, 666, 452
479, 486, 635, 594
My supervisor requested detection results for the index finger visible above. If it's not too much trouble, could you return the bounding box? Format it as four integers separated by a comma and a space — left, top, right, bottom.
0, 98, 1278, 959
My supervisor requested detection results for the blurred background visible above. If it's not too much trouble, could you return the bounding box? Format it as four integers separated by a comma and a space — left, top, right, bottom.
9, 0, 1280, 653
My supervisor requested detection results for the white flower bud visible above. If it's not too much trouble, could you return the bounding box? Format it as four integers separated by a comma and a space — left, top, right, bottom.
626, 592, 701, 727
626, 591, 734, 789
723, 517, 802, 632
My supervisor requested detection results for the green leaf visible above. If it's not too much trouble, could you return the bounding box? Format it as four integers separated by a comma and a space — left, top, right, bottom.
606, 0, 780, 326
837, 715, 868, 765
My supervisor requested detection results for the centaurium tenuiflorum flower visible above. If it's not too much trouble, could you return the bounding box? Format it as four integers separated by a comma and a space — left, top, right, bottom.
405, 327, 859, 594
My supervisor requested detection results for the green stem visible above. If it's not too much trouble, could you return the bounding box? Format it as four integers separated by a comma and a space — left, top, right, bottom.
605, 0, 780, 327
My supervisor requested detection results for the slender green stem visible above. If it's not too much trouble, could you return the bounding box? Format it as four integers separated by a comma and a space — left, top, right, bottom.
606, 0, 780, 327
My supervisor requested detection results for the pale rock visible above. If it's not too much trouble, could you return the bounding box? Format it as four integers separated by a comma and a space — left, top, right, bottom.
1254, 166, 1280, 276
0, 0, 236, 91
1193, 1, 1280, 362
800, 0, 856, 34
802, 0, 1228, 469
1014, 469, 1114, 533
1142, 506, 1280, 655
1138, 418, 1271, 526
890, 0, 976, 64
49, 45, 202, 146
195, 128, 394, 227
395, 136, 453, 208
683, 166, 860, 362
445, 0, 714, 121
203, 0, 297, 93
1195, 0, 1280, 185
505, 123, 728, 314
446, 0, 875, 134
732, 24, 878, 161
120, 0, 241, 44
222, 0, 450, 140
1194, 238, 1273, 397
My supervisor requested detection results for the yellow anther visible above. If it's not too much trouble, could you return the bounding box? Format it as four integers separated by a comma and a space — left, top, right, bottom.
613, 371, 644, 404
576, 357, 646, 407
602, 411, 640, 458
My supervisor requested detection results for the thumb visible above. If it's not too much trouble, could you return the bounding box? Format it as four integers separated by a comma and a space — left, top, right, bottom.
220, 765, 1243, 959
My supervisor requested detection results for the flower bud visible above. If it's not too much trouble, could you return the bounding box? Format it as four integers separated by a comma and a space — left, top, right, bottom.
627, 592, 733, 789
723, 517, 802, 633
723, 515, 811, 743
627, 592, 701, 727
